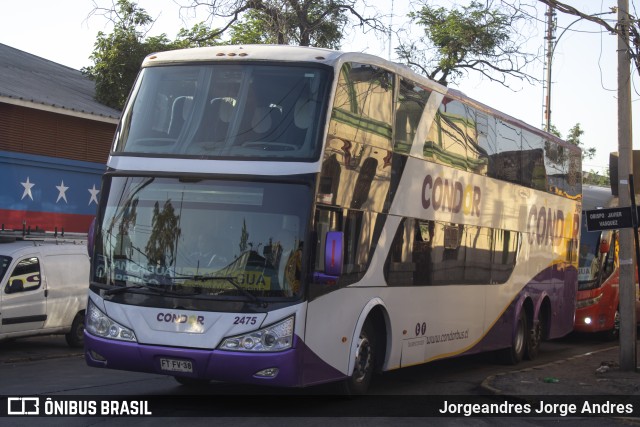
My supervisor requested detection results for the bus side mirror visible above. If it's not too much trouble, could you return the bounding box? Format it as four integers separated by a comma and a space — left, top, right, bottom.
599, 240, 610, 254
87, 217, 96, 258
313, 231, 344, 285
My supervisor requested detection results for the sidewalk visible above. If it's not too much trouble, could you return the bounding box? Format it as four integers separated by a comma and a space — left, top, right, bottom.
481, 345, 640, 395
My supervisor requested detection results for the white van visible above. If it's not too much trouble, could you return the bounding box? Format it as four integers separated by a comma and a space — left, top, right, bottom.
0, 235, 89, 347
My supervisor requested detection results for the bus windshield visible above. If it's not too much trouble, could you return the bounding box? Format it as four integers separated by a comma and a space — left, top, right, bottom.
114, 63, 329, 160
578, 227, 602, 291
92, 176, 311, 300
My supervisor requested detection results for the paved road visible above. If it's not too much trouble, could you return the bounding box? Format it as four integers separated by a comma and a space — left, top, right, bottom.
0, 334, 631, 426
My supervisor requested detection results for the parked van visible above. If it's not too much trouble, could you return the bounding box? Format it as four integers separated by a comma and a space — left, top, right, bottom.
575, 185, 640, 339
0, 233, 89, 347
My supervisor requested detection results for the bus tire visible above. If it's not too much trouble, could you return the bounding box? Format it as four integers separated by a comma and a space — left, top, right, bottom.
525, 318, 542, 360
341, 321, 376, 395
526, 306, 548, 361
603, 309, 620, 341
501, 309, 527, 365
65, 312, 85, 348
174, 376, 211, 387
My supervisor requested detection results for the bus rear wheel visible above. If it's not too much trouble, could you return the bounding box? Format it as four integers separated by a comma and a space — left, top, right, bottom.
500, 309, 527, 365
526, 313, 546, 360
341, 321, 376, 395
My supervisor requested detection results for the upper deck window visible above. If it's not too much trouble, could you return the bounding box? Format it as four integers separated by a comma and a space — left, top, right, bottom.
114, 63, 330, 161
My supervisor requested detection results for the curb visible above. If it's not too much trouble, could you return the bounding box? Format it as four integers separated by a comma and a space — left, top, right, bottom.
0, 352, 84, 365
479, 346, 619, 396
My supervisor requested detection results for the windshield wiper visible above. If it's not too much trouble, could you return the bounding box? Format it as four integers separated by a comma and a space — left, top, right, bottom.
104, 282, 182, 296
182, 275, 267, 306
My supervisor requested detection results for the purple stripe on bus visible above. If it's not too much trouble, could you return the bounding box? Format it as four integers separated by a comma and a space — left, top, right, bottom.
84, 332, 346, 388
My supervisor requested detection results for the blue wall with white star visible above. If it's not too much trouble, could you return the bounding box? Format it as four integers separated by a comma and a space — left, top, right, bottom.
0, 150, 104, 233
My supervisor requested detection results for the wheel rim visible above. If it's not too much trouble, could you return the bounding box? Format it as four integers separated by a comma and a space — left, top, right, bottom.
353, 335, 373, 383
613, 310, 621, 333
529, 322, 541, 351
76, 316, 85, 341
514, 316, 525, 355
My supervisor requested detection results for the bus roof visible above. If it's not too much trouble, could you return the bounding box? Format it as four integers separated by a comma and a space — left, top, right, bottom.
142, 44, 345, 67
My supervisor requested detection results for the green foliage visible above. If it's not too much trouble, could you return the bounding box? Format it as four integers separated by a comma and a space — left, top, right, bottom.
397, 1, 535, 87
175, 23, 223, 48
412, 1, 509, 81
227, 3, 346, 48
83, 0, 220, 110
583, 169, 610, 187
553, 123, 596, 161
228, 10, 278, 45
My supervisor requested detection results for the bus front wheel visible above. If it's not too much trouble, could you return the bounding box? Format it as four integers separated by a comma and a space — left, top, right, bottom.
603, 309, 620, 341
341, 321, 376, 395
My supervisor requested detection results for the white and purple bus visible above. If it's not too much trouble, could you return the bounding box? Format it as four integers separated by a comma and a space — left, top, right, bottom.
84, 45, 582, 394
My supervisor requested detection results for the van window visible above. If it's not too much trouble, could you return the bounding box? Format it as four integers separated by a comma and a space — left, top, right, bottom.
0, 256, 11, 283
6, 257, 41, 293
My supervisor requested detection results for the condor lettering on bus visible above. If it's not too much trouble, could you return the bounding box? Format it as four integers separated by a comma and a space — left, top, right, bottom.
421, 175, 481, 216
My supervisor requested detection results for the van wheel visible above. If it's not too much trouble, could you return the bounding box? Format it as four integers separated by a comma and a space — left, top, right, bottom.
65, 312, 85, 348
341, 321, 376, 395
500, 309, 527, 365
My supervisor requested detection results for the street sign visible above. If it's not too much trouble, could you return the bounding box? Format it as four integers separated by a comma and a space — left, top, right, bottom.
585, 206, 634, 231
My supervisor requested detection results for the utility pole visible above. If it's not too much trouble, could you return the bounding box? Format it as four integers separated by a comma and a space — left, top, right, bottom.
617, 0, 637, 371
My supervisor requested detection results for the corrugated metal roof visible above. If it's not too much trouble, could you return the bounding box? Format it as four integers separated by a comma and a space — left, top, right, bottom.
0, 43, 121, 122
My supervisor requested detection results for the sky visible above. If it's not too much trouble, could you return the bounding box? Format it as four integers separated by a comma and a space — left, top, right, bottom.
0, 0, 637, 176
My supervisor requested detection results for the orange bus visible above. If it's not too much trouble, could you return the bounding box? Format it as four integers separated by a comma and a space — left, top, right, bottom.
575, 185, 640, 339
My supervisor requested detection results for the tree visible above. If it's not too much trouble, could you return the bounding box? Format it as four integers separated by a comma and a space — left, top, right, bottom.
396, 1, 538, 87
83, 0, 221, 109
565, 123, 596, 160
550, 123, 607, 186
179, 0, 386, 48
549, 123, 596, 160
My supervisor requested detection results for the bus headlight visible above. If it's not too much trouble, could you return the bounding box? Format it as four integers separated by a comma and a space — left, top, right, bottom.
576, 293, 603, 309
219, 316, 294, 352
86, 299, 137, 342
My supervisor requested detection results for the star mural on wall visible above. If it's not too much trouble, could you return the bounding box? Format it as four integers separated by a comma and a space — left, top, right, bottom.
88, 184, 100, 205
21, 177, 35, 200
56, 180, 69, 203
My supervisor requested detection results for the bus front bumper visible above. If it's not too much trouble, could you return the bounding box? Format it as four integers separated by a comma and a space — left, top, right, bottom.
84, 331, 344, 388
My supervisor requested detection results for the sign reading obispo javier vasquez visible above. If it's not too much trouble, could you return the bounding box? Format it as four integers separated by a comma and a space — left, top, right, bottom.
585, 206, 634, 231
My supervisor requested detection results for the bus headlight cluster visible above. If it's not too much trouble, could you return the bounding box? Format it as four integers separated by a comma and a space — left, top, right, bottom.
219, 316, 294, 352
576, 293, 603, 309
86, 299, 137, 342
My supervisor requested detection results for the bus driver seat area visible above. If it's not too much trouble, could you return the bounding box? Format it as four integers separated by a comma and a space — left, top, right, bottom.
185, 97, 236, 154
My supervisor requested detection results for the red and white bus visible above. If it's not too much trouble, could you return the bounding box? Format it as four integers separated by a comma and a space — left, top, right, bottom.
575, 185, 640, 339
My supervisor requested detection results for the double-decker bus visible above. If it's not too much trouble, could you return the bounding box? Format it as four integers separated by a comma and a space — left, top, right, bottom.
575, 185, 640, 339
84, 45, 582, 394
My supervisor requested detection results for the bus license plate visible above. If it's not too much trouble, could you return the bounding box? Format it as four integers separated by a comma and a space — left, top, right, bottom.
160, 358, 193, 373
